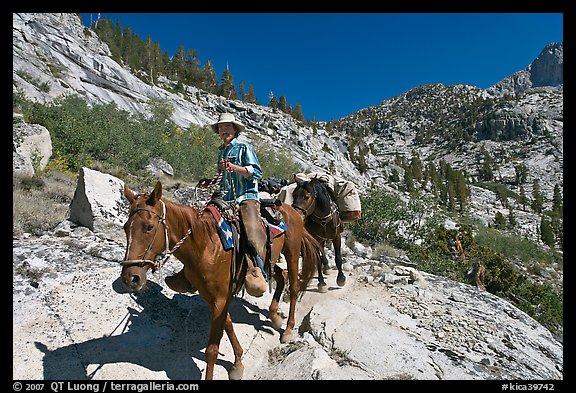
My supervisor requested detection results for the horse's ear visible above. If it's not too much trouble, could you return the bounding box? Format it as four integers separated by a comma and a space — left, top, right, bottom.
147, 181, 163, 205
124, 184, 136, 204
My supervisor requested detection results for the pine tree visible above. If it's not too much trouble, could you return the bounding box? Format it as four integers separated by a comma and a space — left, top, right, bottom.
239, 80, 246, 102
454, 170, 469, 213
172, 45, 187, 81
113, 20, 124, 64
390, 168, 400, 183
144, 36, 155, 84
514, 163, 528, 185
245, 85, 258, 105
531, 179, 544, 214
409, 154, 423, 182
428, 163, 441, 195
507, 206, 516, 228
552, 183, 563, 216
540, 216, 555, 248
517, 185, 528, 211
447, 180, 456, 211
199, 60, 218, 93
404, 167, 414, 194
184, 48, 201, 86
268, 92, 278, 110
479, 146, 494, 181
218, 65, 237, 100
293, 102, 304, 121
496, 186, 509, 208
551, 215, 563, 250
278, 96, 288, 113
494, 211, 507, 229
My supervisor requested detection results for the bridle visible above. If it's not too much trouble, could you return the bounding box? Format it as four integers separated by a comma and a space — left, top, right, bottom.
292, 190, 316, 218
292, 185, 341, 228
120, 199, 191, 272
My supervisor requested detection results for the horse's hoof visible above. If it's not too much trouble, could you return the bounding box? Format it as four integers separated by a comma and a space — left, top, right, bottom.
337, 274, 346, 287
270, 314, 283, 330
323, 267, 331, 275
317, 283, 328, 293
229, 365, 244, 380
280, 331, 294, 344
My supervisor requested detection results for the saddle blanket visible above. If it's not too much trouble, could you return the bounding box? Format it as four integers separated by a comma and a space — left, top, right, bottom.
205, 205, 287, 251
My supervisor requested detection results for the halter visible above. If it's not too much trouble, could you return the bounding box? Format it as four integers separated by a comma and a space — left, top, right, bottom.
120, 200, 191, 272
292, 193, 316, 218
292, 186, 341, 230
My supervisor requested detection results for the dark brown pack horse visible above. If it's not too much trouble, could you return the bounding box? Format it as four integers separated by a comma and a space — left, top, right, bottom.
291, 177, 346, 292
119, 181, 323, 380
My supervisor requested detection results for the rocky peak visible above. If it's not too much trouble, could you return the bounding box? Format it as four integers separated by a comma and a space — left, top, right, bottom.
486, 42, 563, 97
530, 41, 563, 88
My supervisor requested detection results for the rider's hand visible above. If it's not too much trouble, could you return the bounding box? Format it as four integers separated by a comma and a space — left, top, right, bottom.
219, 160, 231, 172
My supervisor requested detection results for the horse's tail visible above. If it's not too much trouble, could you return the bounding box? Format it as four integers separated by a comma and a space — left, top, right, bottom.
299, 228, 324, 298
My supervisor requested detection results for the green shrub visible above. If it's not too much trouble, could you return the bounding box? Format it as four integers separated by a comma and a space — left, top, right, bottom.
256, 147, 303, 180
348, 188, 408, 247
474, 226, 556, 266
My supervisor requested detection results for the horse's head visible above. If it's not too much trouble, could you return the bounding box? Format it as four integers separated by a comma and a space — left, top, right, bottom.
120, 181, 167, 292
291, 180, 317, 218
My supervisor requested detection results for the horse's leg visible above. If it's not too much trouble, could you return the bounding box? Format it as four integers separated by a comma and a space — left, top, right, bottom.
316, 244, 328, 293
269, 264, 286, 331
223, 312, 244, 380
282, 251, 300, 344
321, 239, 331, 275
333, 234, 346, 286
204, 300, 228, 380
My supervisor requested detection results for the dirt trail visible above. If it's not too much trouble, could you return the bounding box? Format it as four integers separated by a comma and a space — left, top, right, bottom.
13, 255, 356, 380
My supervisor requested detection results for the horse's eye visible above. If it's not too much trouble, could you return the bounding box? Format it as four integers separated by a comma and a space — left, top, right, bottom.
146, 224, 154, 232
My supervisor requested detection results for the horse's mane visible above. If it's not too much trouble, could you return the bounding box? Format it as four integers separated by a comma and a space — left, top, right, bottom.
309, 178, 334, 212
162, 197, 218, 236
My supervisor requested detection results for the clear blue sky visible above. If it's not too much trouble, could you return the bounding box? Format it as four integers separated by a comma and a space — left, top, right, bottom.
80, 13, 563, 122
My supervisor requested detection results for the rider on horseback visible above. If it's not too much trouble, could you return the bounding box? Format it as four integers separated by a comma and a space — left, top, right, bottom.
211, 113, 268, 297
165, 113, 268, 297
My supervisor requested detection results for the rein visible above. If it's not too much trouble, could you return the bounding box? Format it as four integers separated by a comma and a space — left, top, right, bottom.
120, 199, 192, 272
121, 166, 238, 273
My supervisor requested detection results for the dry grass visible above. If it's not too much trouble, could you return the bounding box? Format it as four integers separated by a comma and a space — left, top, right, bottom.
371, 242, 400, 259
13, 170, 77, 237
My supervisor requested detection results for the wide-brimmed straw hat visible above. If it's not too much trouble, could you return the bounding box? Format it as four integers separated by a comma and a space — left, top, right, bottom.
210, 113, 246, 134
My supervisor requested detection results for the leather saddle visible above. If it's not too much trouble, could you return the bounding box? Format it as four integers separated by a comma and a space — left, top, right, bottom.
206, 194, 284, 294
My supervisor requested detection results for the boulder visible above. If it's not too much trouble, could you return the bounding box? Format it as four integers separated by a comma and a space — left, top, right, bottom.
13, 121, 53, 178
68, 167, 128, 243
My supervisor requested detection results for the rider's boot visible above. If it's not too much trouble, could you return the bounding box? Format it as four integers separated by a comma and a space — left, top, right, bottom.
244, 254, 267, 297
165, 268, 197, 293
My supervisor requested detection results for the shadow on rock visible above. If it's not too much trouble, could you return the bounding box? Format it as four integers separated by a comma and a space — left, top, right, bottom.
34, 278, 276, 380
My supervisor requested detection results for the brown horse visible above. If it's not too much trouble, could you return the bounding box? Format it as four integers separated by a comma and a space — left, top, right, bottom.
119, 181, 323, 380
291, 177, 346, 291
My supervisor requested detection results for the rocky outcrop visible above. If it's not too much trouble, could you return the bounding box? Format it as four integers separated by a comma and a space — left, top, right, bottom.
530, 42, 563, 88
486, 42, 563, 97
146, 157, 174, 179
13, 119, 53, 178
279, 270, 562, 380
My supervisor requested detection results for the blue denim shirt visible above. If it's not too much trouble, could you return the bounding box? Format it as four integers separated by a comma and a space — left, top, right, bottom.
217, 138, 262, 203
